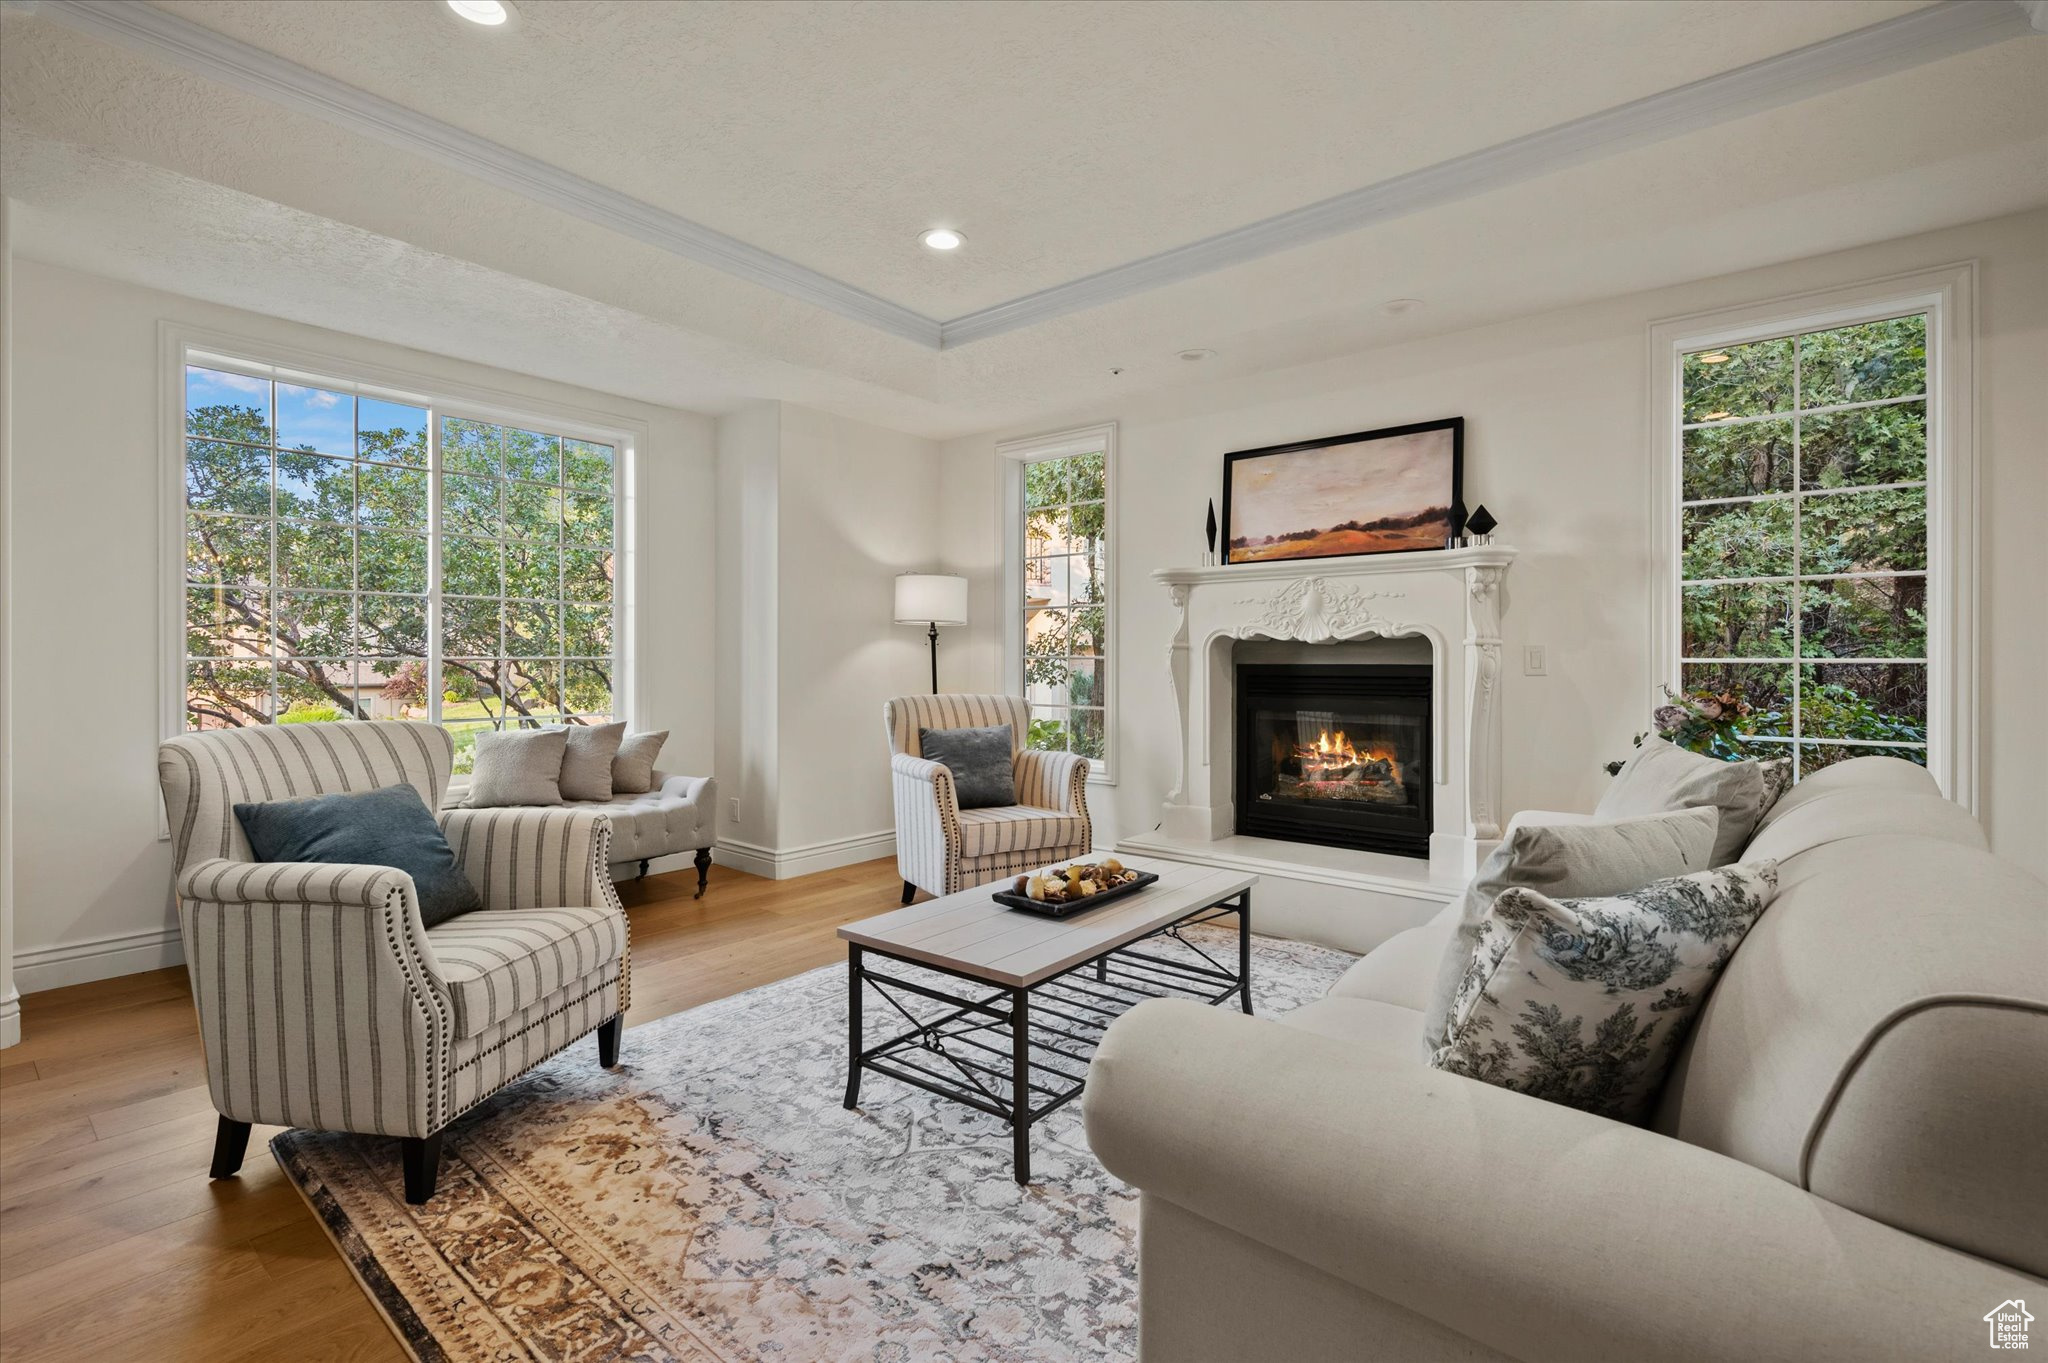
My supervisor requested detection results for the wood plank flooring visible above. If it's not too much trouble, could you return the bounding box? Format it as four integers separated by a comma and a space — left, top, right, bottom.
0, 856, 908, 1362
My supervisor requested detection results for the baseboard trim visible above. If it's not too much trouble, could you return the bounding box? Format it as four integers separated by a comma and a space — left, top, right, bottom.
16, 925, 186, 994
716, 831, 895, 881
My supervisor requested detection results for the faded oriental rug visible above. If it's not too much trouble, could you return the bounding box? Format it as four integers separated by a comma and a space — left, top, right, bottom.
275, 928, 1354, 1363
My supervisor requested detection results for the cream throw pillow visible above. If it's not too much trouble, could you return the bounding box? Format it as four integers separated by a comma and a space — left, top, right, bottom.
560, 721, 627, 801
612, 730, 668, 794
1420, 807, 1720, 1055
1430, 861, 1779, 1122
467, 728, 569, 808
1596, 736, 1771, 867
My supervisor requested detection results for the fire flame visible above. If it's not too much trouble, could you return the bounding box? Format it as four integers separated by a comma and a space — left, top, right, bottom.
1295, 729, 1401, 784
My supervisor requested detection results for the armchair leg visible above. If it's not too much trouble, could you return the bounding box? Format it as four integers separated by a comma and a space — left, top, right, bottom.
901, 880, 917, 905
401, 1132, 444, 1205
694, 847, 712, 899
597, 1014, 623, 1068
209, 1115, 253, 1180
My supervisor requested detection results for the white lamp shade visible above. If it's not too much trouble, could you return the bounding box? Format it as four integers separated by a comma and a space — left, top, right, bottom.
894, 573, 968, 626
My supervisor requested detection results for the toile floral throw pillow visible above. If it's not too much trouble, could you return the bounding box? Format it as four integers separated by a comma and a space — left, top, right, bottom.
1429, 861, 1778, 1122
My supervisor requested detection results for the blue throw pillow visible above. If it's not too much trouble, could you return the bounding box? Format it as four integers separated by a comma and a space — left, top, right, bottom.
919, 725, 1018, 809
234, 784, 483, 928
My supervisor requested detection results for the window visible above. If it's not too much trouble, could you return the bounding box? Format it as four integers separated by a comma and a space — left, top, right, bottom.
1675, 313, 1931, 778
1003, 425, 1114, 776
179, 359, 622, 774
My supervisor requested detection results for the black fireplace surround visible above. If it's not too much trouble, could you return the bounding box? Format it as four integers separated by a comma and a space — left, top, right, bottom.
1234, 663, 1432, 858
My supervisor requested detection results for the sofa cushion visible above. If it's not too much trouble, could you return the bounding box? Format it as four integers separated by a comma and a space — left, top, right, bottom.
1654, 832, 2048, 1277
1421, 808, 1720, 1054
957, 805, 1087, 859
611, 730, 668, 794
559, 721, 626, 802
233, 783, 481, 928
427, 906, 627, 1038
467, 728, 568, 808
1432, 861, 1779, 1122
1327, 902, 1457, 1012
1273, 996, 1424, 1064
919, 725, 1018, 809
1596, 736, 1769, 866
572, 781, 710, 864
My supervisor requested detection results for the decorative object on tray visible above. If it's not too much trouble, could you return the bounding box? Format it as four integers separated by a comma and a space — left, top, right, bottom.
1221, 417, 1464, 564
1463, 503, 1498, 546
994, 858, 1158, 917
1205, 497, 1218, 565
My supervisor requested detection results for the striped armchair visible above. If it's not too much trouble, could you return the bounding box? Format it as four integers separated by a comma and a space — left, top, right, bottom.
884, 694, 1092, 903
157, 721, 630, 1204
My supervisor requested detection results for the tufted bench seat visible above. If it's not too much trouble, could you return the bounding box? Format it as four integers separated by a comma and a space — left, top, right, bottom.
448, 771, 719, 898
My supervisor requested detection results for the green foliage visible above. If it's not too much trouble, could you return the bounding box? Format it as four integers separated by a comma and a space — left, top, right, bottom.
278, 699, 343, 725
1027, 718, 1069, 751
1023, 450, 1108, 763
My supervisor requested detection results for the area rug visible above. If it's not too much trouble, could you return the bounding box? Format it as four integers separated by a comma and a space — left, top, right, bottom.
275, 927, 1356, 1363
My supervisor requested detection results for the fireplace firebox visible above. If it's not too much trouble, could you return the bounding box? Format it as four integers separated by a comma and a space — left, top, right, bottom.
1234, 663, 1432, 857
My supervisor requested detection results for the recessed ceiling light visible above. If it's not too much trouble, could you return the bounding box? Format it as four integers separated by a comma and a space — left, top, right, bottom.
920, 228, 964, 251
1177, 348, 1216, 362
447, 0, 511, 25
1380, 298, 1423, 315
1698, 352, 1732, 364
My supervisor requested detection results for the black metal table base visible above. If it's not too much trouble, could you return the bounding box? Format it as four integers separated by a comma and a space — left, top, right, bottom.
844, 890, 1251, 1183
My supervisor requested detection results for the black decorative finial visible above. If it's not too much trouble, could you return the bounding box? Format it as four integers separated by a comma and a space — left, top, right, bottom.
1205, 499, 1218, 558
1466, 504, 1498, 537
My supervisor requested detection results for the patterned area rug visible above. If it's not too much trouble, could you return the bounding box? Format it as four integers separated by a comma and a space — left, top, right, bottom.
275, 927, 1355, 1362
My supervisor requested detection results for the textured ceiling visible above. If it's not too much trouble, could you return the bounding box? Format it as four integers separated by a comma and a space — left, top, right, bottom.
135, 0, 1935, 316
1, 1, 2043, 436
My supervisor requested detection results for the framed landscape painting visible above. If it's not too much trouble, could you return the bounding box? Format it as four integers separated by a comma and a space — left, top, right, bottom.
1222, 418, 1464, 564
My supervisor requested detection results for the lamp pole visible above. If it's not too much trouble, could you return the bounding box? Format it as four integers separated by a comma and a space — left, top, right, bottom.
926, 621, 940, 694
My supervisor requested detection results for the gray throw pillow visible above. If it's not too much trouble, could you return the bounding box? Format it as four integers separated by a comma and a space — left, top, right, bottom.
612, 730, 668, 794
919, 725, 1017, 809
1420, 807, 1720, 1055
560, 721, 627, 801
1431, 860, 1779, 1122
1596, 736, 1770, 866
467, 727, 569, 808
235, 784, 482, 928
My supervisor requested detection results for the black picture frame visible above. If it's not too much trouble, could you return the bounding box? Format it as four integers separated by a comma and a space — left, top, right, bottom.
1220, 417, 1465, 565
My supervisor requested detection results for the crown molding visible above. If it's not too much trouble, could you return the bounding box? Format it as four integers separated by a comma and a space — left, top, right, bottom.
25, 0, 945, 348
19, 0, 2038, 352
937, 0, 2037, 346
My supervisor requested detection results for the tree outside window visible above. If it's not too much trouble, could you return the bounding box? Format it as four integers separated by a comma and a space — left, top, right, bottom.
1677, 314, 1928, 777
181, 364, 618, 774
1022, 449, 1107, 765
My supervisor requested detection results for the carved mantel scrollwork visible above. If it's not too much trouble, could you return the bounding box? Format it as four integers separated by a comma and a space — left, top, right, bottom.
1235, 577, 1408, 645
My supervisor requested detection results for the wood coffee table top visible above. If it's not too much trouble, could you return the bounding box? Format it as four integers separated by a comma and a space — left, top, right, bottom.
839, 863, 1257, 988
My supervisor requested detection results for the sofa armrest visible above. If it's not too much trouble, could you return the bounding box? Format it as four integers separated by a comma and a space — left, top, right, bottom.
1014, 748, 1090, 817
892, 752, 960, 893
438, 806, 622, 913
170, 858, 452, 1136
1087, 1000, 2031, 1363
649, 771, 716, 843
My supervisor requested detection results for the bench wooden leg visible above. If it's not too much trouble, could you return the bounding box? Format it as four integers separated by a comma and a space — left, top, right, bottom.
694, 848, 712, 899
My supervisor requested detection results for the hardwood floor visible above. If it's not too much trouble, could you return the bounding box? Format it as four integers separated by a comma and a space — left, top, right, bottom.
0, 856, 908, 1363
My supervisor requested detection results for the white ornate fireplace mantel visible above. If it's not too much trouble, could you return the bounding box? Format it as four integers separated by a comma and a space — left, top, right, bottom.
1151, 545, 1516, 872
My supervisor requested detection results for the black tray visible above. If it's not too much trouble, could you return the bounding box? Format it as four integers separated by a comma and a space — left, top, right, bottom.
992, 869, 1160, 918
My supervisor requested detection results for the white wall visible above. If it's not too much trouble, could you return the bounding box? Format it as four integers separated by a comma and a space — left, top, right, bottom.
940, 210, 2048, 877
716, 400, 944, 876
7, 259, 719, 991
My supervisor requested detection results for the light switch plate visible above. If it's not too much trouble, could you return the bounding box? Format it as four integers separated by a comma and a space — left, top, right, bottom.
1523, 645, 1547, 675
728, 797, 741, 823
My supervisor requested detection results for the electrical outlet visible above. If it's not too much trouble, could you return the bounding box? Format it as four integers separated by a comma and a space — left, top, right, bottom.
1523, 644, 1547, 676
727, 797, 741, 823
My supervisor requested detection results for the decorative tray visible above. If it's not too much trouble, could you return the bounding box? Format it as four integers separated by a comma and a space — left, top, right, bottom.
993, 868, 1160, 919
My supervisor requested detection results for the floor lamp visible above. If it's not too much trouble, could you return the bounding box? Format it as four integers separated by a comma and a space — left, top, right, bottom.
894, 574, 968, 694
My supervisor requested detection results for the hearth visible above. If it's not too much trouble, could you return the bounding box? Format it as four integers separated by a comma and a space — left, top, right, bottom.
1234, 663, 1432, 857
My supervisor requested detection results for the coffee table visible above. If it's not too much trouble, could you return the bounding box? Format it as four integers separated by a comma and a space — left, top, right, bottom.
839, 863, 1257, 1182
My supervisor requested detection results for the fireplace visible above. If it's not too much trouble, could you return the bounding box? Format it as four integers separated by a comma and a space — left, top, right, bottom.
1234, 663, 1432, 857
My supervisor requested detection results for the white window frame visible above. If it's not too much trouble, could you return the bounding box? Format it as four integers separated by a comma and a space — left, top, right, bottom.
997, 422, 1117, 784
159, 323, 645, 751
1646, 263, 1976, 809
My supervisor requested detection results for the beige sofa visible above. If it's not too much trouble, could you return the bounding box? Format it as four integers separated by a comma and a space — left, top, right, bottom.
1088, 757, 2046, 1362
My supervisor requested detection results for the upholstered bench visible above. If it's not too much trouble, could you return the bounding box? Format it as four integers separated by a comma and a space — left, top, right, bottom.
448, 770, 718, 897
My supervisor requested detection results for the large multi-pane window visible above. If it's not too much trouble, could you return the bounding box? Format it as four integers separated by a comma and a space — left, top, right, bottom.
181, 362, 619, 773
1020, 442, 1109, 768
1677, 314, 1929, 777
